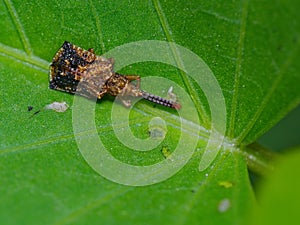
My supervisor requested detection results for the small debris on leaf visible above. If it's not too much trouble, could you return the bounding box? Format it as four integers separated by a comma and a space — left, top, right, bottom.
29, 101, 69, 118
44, 101, 69, 112
218, 181, 233, 189
218, 198, 231, 213
161, 146, 172, 158
167, 86, 178, 102
27, 106, 33, 111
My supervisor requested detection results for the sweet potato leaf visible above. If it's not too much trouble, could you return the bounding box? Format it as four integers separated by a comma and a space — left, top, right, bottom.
0, 0, 299, 225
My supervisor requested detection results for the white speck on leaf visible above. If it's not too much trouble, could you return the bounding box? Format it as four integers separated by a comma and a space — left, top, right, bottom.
167, 86, 177, 102
218, 198, 231, 213
44, 102, 69, 112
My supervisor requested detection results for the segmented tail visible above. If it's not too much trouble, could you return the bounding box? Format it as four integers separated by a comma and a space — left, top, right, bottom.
141, 91, 181, 110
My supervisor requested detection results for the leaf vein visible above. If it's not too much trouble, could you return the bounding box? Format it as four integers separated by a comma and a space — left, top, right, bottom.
228, 0, 250, 139
152, 0, 210, 126
236, 40, 300, 143
0, 43, 49, 71
52, 187, 134, 225
177, 153, 228, 225
88, 0, 106, 53
198, 7, 240, 25
3, 0, 33, 56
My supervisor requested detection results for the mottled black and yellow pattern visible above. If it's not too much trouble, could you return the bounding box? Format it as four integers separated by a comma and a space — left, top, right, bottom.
49, 41, 181, 109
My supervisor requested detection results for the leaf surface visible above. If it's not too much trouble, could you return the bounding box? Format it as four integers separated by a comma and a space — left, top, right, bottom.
1, 0, 299, 224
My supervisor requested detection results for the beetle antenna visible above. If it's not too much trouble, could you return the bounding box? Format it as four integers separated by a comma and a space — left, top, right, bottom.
141, 91, 181, 109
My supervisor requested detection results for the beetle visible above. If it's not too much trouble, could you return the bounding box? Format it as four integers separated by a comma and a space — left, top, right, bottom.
49, 41, 181, 109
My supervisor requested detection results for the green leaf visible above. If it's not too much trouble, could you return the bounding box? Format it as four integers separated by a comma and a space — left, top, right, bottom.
251, 147, 300, 225
0, 0, 299, 225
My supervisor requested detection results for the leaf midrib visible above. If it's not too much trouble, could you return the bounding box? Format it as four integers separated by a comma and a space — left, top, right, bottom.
0, 102, 211, 155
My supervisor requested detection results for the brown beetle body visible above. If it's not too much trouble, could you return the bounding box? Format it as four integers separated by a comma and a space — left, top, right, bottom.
50, 41, 181, 109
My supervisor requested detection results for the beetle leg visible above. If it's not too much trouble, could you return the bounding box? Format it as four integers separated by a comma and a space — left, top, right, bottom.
87, 48, 94, 53
125, 75, 141, 89
97, 89, 107, 99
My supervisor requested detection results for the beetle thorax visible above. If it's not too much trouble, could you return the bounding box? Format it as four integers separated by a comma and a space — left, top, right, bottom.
106, 74, 141, 97
106, 74, 128, 96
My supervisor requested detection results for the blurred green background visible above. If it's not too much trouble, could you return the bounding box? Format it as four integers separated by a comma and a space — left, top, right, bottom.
258, 105, 299, 151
